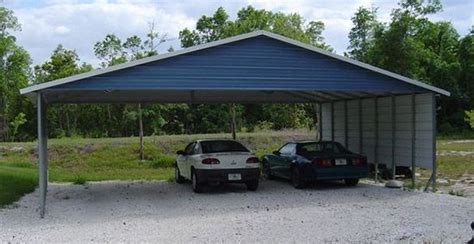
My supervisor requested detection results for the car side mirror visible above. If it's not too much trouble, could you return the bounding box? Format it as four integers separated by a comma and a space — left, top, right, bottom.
273, 150, 280, 155
176, 150, 185, 155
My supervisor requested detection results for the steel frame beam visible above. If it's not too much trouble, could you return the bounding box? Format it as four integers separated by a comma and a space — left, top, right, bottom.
331, 101, 335, 142
411, 93, 416, 188
391, 95, 396, 179
374, 96, 379, 183
344, 100, 348, 148
37, 93, 48, 218
431, 93, 437, 190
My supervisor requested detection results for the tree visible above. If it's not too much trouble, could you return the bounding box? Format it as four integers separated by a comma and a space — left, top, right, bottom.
123, 35, 144, 60
465, 110, 474, 129
346, 7, 379, 62
94, 27, 168, 160
34, 45, 93, 137
0, 7, 31, 141
94, 34, 127, 68
180, 6, 331, 50
143, 22, 167, 57
347, 0, 471, 133
458, 28, 474, 108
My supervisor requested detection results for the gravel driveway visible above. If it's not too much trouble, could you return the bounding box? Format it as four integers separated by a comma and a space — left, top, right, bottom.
1, 180, 473, 243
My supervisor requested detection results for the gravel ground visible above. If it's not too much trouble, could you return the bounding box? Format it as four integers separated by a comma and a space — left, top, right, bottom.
1, 180, 473, 243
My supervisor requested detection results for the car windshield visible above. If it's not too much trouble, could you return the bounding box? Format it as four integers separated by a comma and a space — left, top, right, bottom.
296, 142, 347, 157
200, 140, 249, 154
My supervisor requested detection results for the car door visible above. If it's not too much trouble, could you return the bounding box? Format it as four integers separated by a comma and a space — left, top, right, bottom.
279, 143, 296, 179
179, 142, 196, 179
187, 142, 202, 175
273, 143, 296, 179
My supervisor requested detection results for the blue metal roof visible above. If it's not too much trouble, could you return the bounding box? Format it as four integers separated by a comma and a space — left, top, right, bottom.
20, 31, 449, 104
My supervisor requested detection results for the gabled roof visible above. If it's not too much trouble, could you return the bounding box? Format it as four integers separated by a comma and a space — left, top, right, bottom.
20, 30, 450, 98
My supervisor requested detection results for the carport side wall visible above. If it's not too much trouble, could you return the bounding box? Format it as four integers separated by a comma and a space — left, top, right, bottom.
321, 93, 435, 169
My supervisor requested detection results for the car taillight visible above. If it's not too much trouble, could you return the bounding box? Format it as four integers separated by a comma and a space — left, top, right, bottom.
246, 157, 259, 164
352, 158, 367, 165
312, 159, 332, 167
202, 158, 220, 165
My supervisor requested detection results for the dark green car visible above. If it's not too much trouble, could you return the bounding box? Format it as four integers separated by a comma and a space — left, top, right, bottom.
262, 141, 369, 189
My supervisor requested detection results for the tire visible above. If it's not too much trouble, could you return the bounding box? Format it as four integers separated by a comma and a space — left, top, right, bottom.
175, 163, 185, 184
246, 180, 259, 191
291, 166, 306, 189
191, 169, 203, 193
344, 178, 359, 186
262, 160, 274, 180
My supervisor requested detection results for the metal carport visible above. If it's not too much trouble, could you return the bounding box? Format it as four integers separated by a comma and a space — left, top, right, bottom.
19, 30, 450, 217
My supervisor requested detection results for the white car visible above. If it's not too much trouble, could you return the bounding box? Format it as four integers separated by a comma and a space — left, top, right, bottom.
175, 139, 260, 193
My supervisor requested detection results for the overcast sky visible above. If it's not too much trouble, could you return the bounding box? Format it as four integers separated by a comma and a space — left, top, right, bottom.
2, 0, 473, 67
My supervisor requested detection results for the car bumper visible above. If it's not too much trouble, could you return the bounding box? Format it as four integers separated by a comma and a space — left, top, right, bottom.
194, 168, 260, 183
301, 165, 369, 181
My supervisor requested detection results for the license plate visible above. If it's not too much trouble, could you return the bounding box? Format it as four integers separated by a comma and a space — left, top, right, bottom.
228, 173, 242, 181
335, 159, 347, 165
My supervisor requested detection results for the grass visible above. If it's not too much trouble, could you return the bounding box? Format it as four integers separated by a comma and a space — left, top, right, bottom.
0, 129, 312, 207
437, 140, 474, 152
0, 130, 472, 206
436, 140, 474, 179
0, 165, 37, 207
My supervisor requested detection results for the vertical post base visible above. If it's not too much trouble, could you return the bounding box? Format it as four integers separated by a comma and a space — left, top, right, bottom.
424, 172, 436, 192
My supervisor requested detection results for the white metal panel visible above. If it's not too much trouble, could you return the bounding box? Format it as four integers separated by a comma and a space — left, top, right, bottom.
321, 103, 332, 141
333, 101, 345, 144
361, 98, 376, 164
320, 92, 435, 169
414, 93, 434, 168
347, 100, 360, 152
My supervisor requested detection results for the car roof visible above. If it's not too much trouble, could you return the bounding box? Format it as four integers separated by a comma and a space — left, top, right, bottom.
195, 139, 240, 143
287, 140, 340, 144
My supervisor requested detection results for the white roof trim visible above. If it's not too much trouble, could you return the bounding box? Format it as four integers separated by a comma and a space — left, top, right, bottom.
20, 30, 450, 96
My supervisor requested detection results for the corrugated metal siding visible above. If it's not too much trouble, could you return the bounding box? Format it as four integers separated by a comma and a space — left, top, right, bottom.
321, 93, 434, 169
51, 36, 427, 93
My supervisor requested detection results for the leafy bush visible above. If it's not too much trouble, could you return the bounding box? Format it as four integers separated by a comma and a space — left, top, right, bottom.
465, 110, 474, 129
72, 175, 87, 185
149, 155, 175, 168
254, 121, 274, 132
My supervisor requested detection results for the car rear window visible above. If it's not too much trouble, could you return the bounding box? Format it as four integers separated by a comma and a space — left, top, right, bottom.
297, 142, 346, 157
200, 140, 249, 154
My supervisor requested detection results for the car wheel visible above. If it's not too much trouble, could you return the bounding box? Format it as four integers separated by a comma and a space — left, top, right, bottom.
291, 166, 306, 189
175, 163, 185, 184
262, 160, 274, 180
246, 180, 259, 191
344, 178, 359, 186
191, 169, 203, 193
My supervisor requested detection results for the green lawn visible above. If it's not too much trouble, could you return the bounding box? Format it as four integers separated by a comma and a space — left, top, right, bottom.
0, 130, 312, 207
0, 131, 472, 207
436, 140, 474, 179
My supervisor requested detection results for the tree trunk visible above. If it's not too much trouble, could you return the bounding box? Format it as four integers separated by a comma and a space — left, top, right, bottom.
138, 103, 144, 161
230, 104, 236, 140
1, 96, 6, 141
106, 105, 112, 136
65, 106, 71, 137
